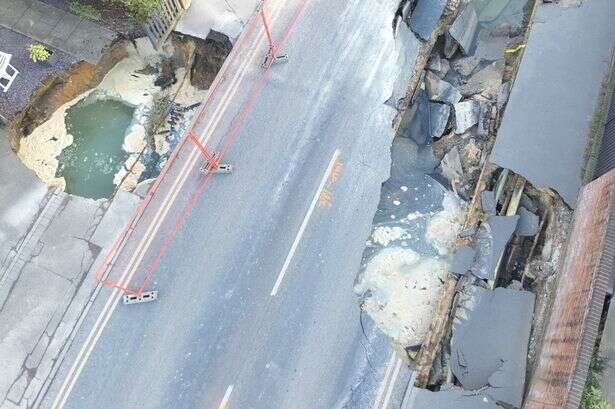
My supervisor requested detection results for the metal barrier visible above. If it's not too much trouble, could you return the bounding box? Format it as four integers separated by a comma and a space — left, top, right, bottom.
143, 0, 186, 50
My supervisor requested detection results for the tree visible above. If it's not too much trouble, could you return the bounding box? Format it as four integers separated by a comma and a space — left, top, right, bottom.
116, 0, 162, 22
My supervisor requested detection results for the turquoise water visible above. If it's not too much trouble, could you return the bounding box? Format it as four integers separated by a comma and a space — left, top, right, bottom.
57, 97, 134, 199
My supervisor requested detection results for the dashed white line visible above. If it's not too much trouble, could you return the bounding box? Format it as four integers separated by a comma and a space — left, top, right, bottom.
270, 148, 341, 296
218, 385, 234, 409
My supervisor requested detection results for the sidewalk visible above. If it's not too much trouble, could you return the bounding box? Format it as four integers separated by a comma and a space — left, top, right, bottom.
0, 125, 141, 408
0, 0, 116, 63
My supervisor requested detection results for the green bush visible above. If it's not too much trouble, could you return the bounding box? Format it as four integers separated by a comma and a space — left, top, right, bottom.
116, 0, 163, 22
69, 1, 102, 21
28, 44, 51, 62
581, 352, 613, 409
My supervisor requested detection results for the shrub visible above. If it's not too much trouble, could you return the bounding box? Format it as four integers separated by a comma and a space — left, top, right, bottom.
116, 0, 163, 22
69, 1, 102, 21
28, 44, 51, 62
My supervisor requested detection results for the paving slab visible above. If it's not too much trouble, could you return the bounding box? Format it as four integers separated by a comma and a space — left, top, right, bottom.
490, 0, 615, 207
409, 0, 448, 41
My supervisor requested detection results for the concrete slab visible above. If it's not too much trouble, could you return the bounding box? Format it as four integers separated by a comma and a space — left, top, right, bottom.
454, 100, 479, 133
490, 0, 615, 207
425, 71, 462, 105
451, 286, 535, 407
398, 89, 431, 145
429, 102, 450, 138
481, 190, 496, 215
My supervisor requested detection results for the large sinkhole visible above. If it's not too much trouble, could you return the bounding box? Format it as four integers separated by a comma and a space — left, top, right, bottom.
56, 96, 134, 199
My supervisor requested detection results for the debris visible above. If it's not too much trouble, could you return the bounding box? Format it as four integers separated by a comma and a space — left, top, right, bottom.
460, 138, 482, 171
451, 286, 535, 408
515, 207, 539, 236
458, 61, 504, 98
451, 55, 479, 77
398, 89, 431, 144
504, 43, 526, 54
425, 192, 466, 255
480, 190, 496, 215
453, 100, 480, 133
429, 102, 450, 138
471, 215, 519, 280
439, 146, 464, 186
411, 386, 500, 409
497, 82, 511, 109
425, 72, 462, 105
450, 245, 476, 275
448, 3, 479, 55
427, 53, 450, 78
409, 0, 448, 41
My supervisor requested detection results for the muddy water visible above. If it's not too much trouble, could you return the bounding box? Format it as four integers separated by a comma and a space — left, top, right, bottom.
56, 97, 134, 199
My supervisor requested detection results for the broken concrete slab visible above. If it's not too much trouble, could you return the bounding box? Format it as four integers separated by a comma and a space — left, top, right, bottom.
451, 55, 480, 77
481, 190, 496, 215
497, 81, 511, 109
471, 215, 519, 280
409, 0, 448, 41
425, 72, 462, 105
448, 3, 478, 55
454, 100, 480, 133
490, 0, 615, 207
474, 29, 508, 62
429, 102, 450, 138
458, 61, 504, 97
451, 286, 535, 408
398, 89, 431, 145
516, 207, 540, 236
407, 385, 500, 408
450, 245, 476, 275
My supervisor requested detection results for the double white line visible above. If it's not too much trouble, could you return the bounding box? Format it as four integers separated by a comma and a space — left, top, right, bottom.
51, 2, 288, 407
373, 351, 404, 409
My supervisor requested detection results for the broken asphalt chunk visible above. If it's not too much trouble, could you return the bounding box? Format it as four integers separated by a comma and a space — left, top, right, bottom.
451, 245, 476, 275
425, 71, 462, 105
409, 0, 448, 41
451, 286, 535, 408
515, 207, 539, 236
398, 89, 431, 145
471, 215, 519, 280
429, 102, 450, 138
448, 3, 479, 55
480, 190, 496, 215
454, 100, 480, 133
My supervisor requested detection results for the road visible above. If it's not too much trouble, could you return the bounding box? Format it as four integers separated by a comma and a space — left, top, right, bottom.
39, 0, 421, 407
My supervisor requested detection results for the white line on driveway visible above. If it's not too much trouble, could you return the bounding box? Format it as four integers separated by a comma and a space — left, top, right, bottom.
270, 148, 341, 296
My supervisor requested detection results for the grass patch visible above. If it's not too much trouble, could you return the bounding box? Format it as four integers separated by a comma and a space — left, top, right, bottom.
69, 1, 103, 21
581, 66, 613, 185
581, 351, 613, 409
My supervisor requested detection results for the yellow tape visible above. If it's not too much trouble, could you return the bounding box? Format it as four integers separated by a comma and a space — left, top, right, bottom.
505, 44, 526, 54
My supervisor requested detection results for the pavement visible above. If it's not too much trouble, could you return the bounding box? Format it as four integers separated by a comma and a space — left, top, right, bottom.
0, 0, 115, 63
32, 0, 427, 407
0, 124, 143, 409
490, 0, 615, 208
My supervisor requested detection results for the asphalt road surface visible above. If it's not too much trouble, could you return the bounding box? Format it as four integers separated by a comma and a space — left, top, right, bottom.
40, 0, 421, 407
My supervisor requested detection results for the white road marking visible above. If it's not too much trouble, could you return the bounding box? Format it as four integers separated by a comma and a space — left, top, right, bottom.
51, 2, 288, 407
381, 358, 402, 409
270, 149, 341, 296
373, 351, 396, 409
218, 385, 234, 409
